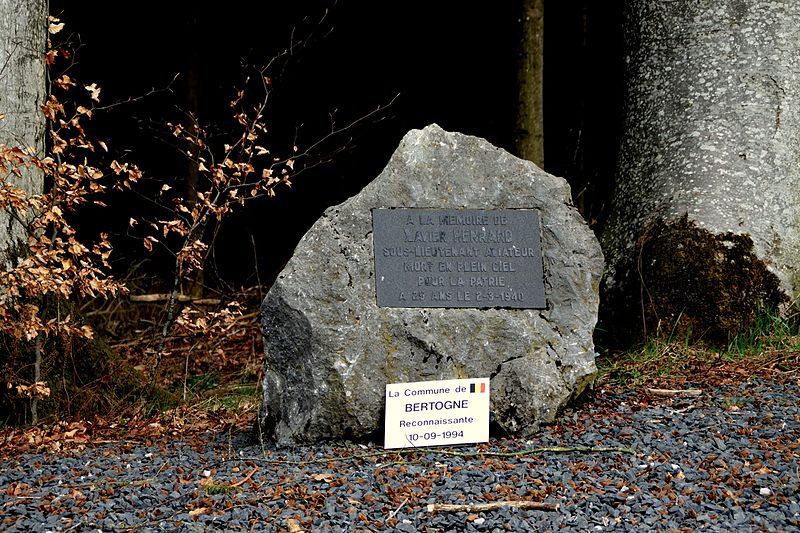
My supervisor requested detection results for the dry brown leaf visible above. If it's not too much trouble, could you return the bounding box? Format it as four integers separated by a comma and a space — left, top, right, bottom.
6, 482, 31, 496
48, 21, 65, 34
84, 83, 101, 103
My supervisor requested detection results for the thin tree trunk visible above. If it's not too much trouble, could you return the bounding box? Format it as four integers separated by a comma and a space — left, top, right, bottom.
516, 0, 544, 167
184, 10, 205, 298
31, 334, 41, 423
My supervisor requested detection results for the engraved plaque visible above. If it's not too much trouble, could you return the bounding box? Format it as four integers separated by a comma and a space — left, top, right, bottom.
372, 208, 546, 308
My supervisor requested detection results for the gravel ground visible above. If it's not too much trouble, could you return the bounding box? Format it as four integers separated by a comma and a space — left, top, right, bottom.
2, 377, 799, 532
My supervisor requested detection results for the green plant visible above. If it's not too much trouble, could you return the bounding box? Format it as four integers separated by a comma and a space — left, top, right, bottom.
201, 480, 237, 495
720, 395, 748, 409
723, 307, 799, 360
184, 372, 219, 394
599, 342, 672, 387
214, 384, 259, 411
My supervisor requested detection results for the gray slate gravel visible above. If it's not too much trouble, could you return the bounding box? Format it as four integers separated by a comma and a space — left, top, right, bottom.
2, 377, 799, 532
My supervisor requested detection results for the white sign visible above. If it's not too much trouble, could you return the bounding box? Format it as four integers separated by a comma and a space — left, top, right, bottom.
384, 377, 490, 449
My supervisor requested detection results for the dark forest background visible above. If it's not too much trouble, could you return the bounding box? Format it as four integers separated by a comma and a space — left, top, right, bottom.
50, 0, 624, 292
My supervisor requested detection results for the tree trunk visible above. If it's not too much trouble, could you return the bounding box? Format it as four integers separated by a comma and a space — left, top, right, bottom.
600, 0, 800, 343
184, 12, 205, 298
515, 0, 544, 167
0, 0, 47, 265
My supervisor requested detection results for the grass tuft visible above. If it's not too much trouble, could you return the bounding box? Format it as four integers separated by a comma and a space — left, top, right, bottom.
723, 307, 799, 360
202, 481, 238, 495
598, 307, 800, 388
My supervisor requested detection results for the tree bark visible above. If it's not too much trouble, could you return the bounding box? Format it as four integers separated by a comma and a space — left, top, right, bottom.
601, 0, 800, 343
0, 0, 47, 265
515, 0, 544, 167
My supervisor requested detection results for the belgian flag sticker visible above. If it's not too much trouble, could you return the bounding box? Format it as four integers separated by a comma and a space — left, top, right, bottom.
469, 382, 487, 394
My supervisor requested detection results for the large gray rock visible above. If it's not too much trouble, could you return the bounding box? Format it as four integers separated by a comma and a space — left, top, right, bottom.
601, 1, 800, 342
256, 124, 603, 445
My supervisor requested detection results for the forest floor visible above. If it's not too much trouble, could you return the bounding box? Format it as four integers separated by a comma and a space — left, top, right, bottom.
2, 296, 798, 459
1, 289, 266, 458
2, 300, 799, 531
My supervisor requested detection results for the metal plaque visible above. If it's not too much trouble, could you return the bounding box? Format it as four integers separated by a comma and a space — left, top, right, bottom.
372, 208, 546, 308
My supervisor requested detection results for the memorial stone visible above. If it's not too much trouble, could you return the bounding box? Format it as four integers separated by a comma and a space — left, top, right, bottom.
257, 124, 603, 445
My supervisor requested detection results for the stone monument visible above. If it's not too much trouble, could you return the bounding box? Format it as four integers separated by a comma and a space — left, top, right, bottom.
256, 124, 603, 445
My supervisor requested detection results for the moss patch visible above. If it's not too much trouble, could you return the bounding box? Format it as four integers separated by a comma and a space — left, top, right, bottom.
637, 215, 786, 343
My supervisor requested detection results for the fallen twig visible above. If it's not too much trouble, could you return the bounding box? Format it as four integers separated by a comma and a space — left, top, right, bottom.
130, 293, 221, 305
427, 500, 560, 513
388, 497, 409, 520
230, 467, 258, 488
647, 388, 703, 397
